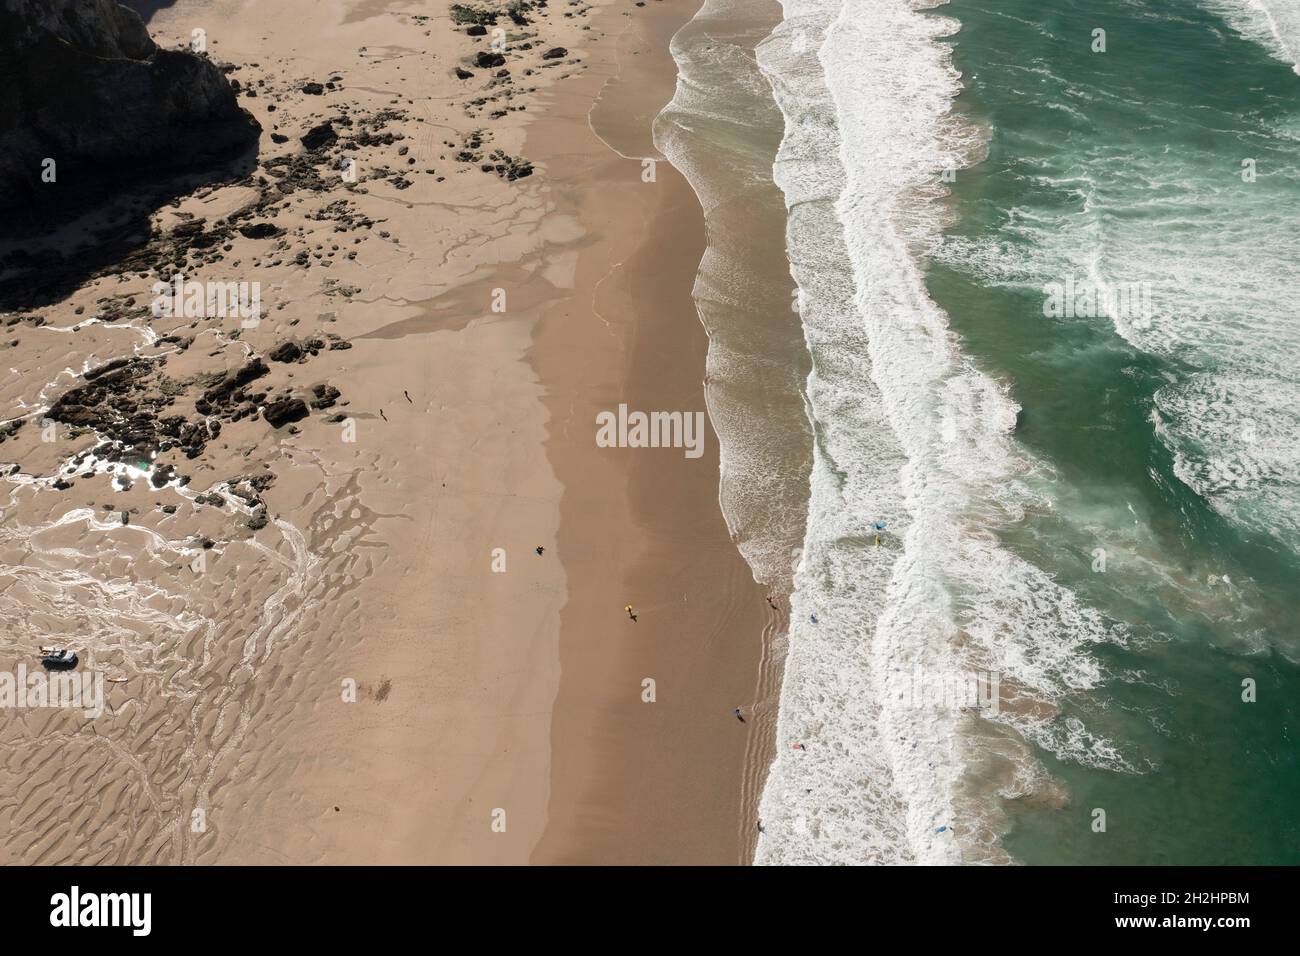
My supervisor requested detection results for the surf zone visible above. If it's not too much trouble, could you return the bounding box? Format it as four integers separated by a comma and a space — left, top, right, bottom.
1041, 276, 1153, 323
595, 404, 706, 459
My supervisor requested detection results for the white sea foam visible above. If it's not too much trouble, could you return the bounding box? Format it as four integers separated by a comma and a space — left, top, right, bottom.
1204, 0, 1300, 72
654, 4, 868, 676
938, 117, 1300, 548
749, 0, 1129, 865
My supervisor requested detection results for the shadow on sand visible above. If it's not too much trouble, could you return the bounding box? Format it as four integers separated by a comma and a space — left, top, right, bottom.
0, 144, 260, 314
118, 0, 183, 24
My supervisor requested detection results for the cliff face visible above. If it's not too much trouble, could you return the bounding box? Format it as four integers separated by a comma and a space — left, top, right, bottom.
0, 0, 260, 214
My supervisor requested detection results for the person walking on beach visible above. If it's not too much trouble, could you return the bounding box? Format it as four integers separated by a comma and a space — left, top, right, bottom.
734, 708, 746, 723
625, 604, 637, 623
766, 594, 779, 610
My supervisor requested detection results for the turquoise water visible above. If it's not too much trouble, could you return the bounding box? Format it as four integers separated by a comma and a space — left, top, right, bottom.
931, 0, 1300, 864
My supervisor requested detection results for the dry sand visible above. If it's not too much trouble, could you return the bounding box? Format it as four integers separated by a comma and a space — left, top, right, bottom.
0, 0, 780, 865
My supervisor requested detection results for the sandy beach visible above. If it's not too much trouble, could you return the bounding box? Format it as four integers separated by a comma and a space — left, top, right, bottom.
0, 0, 776, 865
528, 2, 778, 862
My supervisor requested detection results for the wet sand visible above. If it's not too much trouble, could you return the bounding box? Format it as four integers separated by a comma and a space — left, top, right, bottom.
528, 3, 778, 859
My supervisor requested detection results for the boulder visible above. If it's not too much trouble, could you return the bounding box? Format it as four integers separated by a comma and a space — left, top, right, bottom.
268, 340, 303, 363
237, 221, 284, 239
300, 121, 338, 151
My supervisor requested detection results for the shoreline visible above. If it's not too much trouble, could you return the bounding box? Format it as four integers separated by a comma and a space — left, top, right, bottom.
527, 0, 778, 865
17, 0, 1298, 871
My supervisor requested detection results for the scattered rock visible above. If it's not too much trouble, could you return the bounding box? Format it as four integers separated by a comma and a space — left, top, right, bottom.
451, 4, 499, 26
200, 358, 269, 409
309, 383, 341, 410
151, 464, 177, 488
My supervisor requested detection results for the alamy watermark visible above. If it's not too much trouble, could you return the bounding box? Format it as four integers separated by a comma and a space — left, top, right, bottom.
894, 667, 1001, 716
50, 886, 150, 936
595, 404, 705, 459
151, 274, 262, 327
1042, 277, 1153, 325
0, 665, 105, 718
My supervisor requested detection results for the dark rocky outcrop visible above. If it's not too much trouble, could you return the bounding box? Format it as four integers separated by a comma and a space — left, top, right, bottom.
300, 121, 338, 151
237, 221, 284, 240
197, 357, 269, 410
480, 148, 533, 181
263, 397, 308, 428
268, 340, 303, 363
309, 383, 340, 410
0, 0, 261, 216
47, 357, 158, 440
450, 4, 498, 27
0, 0, 261, 310
42, 347, 343, 477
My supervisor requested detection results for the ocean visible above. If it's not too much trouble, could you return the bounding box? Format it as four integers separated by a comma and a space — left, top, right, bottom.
660, 0, 1300, 864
